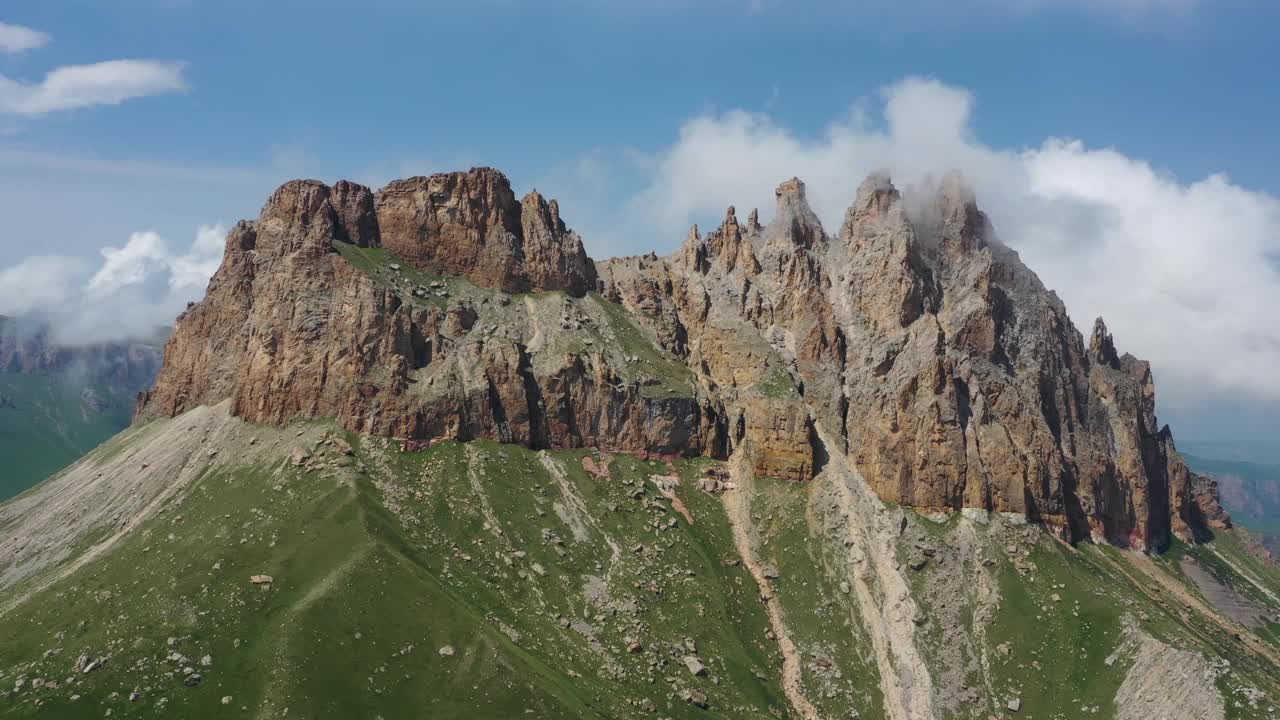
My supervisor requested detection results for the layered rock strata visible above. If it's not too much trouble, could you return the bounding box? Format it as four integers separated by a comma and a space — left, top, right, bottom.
138, 167, 1226, 549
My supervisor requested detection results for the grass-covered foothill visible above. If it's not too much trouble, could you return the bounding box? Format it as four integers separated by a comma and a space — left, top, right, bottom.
4, 410, 1280, 718
0, 429, 788, 719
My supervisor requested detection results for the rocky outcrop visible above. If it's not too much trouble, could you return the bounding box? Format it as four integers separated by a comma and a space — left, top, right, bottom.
374, 168, 596, 295
600, 173, 1225, 550
138, 171, 713, 459
138, 168, 1226, 550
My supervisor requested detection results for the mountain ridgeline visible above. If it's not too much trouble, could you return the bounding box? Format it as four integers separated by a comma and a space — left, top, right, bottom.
137, 168, 1226, 552
5, 167, 1278, 720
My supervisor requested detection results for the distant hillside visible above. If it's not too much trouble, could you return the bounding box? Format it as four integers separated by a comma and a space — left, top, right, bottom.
1187, 453, 1280, 554
0, 316, 163, 500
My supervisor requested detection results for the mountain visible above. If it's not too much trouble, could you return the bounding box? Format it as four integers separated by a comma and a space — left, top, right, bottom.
137, 169, 1228, 552
2, 169, 1277, 719
1187, 454, 1280, 554
0, 317, 163, 500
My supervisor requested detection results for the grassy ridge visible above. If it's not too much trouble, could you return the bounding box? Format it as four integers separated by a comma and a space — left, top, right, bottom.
4, 415, 1280, 718
0, 432, 788, 718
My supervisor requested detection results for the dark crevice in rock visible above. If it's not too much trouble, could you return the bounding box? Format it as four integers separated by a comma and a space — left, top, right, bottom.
809, 422, 830, 477
409, 324, 432, 370
516, 343, 548, 450
485, 376, 511, 444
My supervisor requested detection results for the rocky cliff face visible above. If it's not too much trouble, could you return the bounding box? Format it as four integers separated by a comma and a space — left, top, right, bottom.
375, 169, 596, 295
139, 170, 715, 459
137, 167, 1226, 550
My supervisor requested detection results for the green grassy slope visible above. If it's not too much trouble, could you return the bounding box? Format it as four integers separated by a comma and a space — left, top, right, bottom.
3, 413, 1280, 719
0, 374, 135, 501
0, 429, 790, 719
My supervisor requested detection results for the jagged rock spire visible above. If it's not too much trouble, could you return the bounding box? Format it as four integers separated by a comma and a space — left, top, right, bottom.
520, 190, 596, 296
837, 172, 930, 330
850, 171, 899, 220
934, 172, 990, 255
684, 204, 759, 276
768, 177, 826, 250
775, 177, 807, 211
1090, 317, 1121, 368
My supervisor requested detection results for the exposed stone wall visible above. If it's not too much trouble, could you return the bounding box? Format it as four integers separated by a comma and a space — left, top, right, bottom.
139, 168, 1226, 550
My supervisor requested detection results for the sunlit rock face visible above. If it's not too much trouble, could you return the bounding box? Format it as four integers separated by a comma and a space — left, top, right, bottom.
139, 168, 1226, 550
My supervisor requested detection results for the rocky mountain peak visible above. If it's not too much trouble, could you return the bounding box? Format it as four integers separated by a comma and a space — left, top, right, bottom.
682, 203, 759, 276
244, 168, 599, 296
254, 179, 356, 258
517, 189, 597, 296
521, 190, 562, 231
775, 176, 807, 208
140, 168, 1228, 553
330, 179, 380, 247
851, 171, 901, 220
767, 177, 826, 250
1090, 316, 1121, 368
930, 172, 990, 256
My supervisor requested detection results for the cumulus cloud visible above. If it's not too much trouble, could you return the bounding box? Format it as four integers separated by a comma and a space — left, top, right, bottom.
0, 255, 88, 317
0, 224, 225, 345
0, 21, 50, 54
0, 20, 187, 115
0, 59, 188, 115
619, 77, 1280, 404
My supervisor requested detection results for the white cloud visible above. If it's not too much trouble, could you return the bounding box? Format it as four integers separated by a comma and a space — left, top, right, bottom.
0, 21, 50, 55
617, 77, 1280, 403
0, 59, 188, 115
0, 255, 88, 317
0, 224, 225, 344
89, 225, 223, 298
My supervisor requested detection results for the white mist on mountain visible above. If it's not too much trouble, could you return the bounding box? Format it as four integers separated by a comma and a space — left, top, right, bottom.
0, 224, 224, 346
608, 77, 1280, 405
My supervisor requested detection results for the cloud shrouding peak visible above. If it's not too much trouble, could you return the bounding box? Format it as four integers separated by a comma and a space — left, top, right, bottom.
0, 59, 188, 116
0, 225, 225, 345
615, 77, 1280, 404
0, 21, 49, 55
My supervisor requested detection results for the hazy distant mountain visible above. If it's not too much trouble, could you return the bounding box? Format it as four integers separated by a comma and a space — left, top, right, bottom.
0, 315, 164, 500
1187, 453, 1280, 554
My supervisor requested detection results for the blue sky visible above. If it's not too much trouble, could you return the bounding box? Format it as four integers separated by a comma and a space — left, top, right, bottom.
1, 0, 1279, 460
6, 1, 1280, 203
